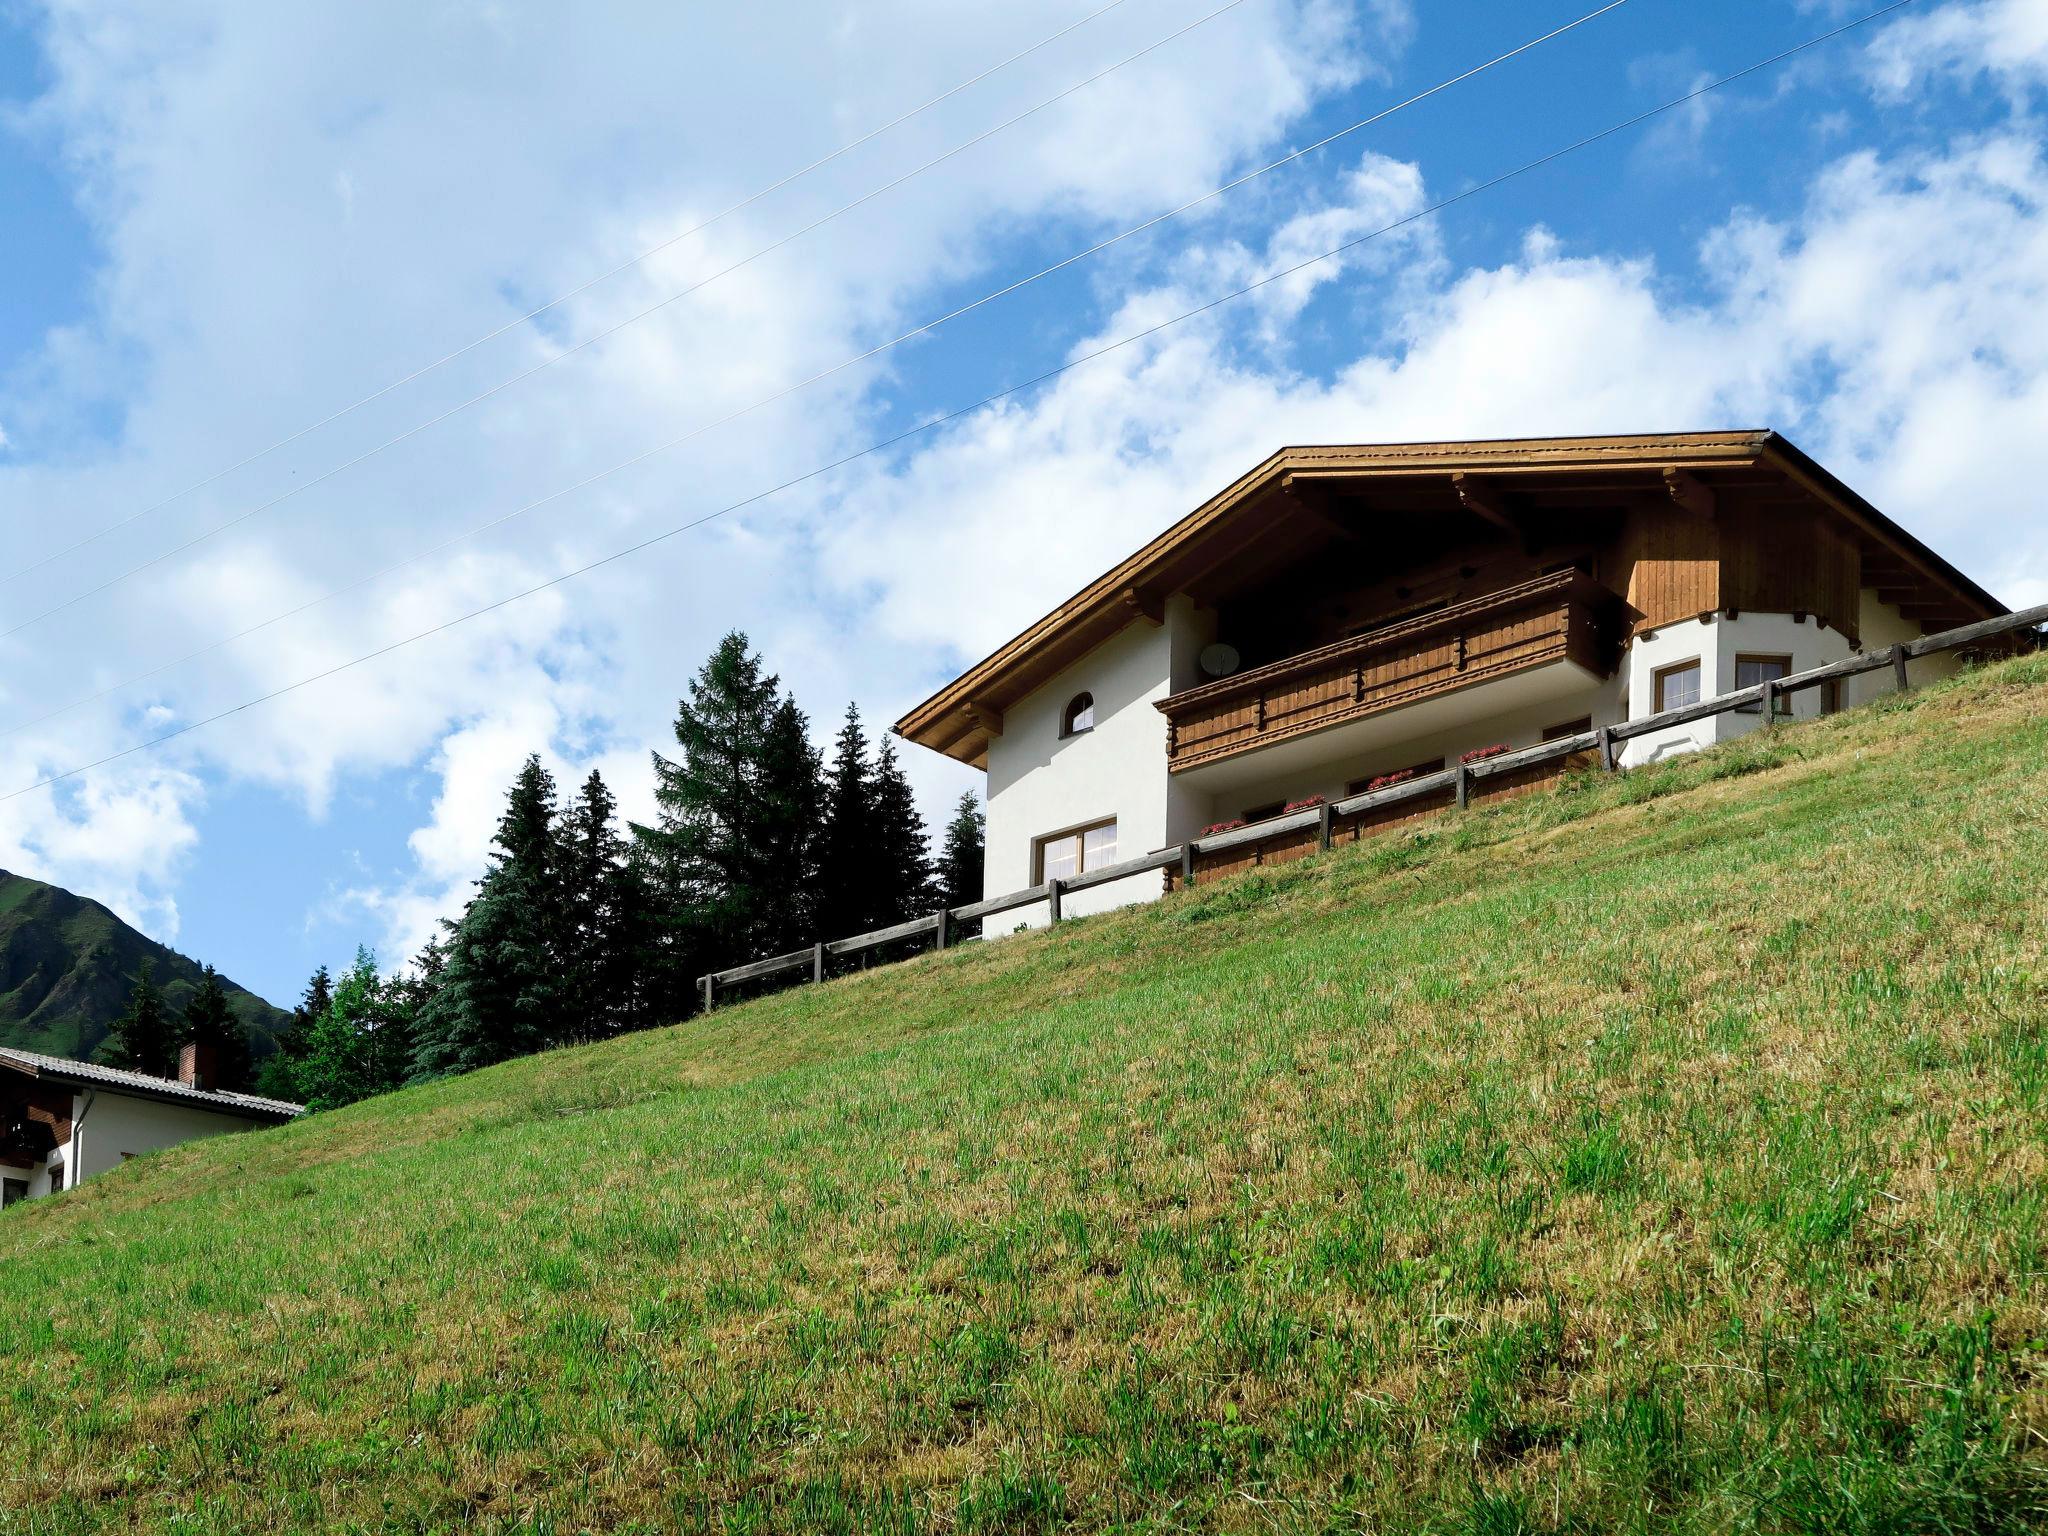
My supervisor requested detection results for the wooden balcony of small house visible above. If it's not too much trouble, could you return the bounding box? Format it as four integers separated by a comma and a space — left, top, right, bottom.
1163, 740, 1604, 892
1156, 571, 1627, 785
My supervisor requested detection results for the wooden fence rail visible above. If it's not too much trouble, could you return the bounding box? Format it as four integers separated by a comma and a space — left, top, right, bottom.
700, 603, 2047, 1009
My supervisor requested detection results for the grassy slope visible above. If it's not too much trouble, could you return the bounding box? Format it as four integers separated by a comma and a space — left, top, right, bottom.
4, 660, 2047, 1535
0, 870, 289, 1060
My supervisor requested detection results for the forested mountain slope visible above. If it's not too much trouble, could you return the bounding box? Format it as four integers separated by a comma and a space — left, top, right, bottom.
0, 869, 287, 1061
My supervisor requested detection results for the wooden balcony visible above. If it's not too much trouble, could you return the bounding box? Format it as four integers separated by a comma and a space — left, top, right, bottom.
1158, 571, 1622, 772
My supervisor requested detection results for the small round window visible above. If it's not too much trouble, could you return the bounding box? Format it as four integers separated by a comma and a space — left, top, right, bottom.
1062, 692, 1095, 736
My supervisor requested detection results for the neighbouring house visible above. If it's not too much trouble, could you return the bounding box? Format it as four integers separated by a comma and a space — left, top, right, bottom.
0, 1044, 300, 1207
894, 431, 2007, 924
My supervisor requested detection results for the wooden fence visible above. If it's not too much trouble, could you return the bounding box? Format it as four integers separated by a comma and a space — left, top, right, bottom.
699, 603, 2047, 1010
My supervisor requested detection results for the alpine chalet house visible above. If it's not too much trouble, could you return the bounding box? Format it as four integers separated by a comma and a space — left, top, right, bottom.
895, 432, 2005, 923
0, 1044, 300, 1207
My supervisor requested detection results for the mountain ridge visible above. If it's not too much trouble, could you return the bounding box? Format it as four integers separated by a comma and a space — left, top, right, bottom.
0, 868, 289, 1062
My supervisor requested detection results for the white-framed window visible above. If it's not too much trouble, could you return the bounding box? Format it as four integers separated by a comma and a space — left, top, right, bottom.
1035, 818, 1117, 882
1653, 658, 1701, 713
1061, 692, 1095, 737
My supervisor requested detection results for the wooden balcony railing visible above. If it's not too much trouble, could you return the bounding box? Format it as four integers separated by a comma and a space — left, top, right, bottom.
1157, 571, 1623, 772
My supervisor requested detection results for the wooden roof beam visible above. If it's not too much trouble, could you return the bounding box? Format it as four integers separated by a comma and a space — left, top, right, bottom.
1278, 474, 1360, 543
1119, 585, 1165, 626
1450, 472, 1516, 535
1662, 467, 1716, 518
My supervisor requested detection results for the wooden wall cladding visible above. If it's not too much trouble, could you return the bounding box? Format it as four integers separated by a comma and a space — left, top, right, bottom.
1615, 508, 1719, 634
1610, 502, 1862, 642
1719, 503, 1861, 643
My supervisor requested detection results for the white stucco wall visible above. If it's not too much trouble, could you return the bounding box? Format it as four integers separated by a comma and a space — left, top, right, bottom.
983, 596, 1212, 929
1854, 590, 1960, 704
69, 1091, 266, 1183
1620, 611, 1860, 765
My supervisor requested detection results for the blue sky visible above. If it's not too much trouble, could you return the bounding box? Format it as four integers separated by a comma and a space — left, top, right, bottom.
1, 0, 2044, 1009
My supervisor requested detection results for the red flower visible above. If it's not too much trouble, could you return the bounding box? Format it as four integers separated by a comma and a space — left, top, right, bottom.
1199, 818, 1248, 837
1283, 795, 1325, 813
1365, 767, 1416, 791
1460, 743, 1509, 764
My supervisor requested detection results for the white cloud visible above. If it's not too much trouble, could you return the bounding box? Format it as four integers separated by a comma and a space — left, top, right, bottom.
0, 764, 202, 939
824, 128, 2048, 671
0, 0, 1393, 941
1865, 0, 2048, 100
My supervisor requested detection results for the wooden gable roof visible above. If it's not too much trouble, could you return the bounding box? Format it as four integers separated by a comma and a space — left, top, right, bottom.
893, 431, 2005, 768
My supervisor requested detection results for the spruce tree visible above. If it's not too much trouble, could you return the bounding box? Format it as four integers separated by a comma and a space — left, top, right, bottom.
634, 633, 821, 986
260, 963, 334, 1094
556, 769, 639, 1043
410, 755, 563, 1080
937, 790, 986, 926
178, 964, 251, 1091
760, 695, 824, 951
870, 734, 934, 926
814, 704, 877, 942
103, 960, 175, 1077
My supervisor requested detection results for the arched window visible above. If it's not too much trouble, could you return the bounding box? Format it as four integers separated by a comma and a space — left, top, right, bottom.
1061, 691, 1095, 737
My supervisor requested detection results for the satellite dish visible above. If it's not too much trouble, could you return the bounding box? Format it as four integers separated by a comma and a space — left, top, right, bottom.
1199, 642, 1241, 679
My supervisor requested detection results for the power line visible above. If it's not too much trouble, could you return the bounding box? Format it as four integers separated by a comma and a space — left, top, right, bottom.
1, 0, 1633, 717
0, 0, 1921, 806
0, 0, 1254, 637
0, 0, 1138, 589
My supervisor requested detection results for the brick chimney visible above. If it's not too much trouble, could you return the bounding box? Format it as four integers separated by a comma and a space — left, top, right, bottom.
178, 1041, 219, 1093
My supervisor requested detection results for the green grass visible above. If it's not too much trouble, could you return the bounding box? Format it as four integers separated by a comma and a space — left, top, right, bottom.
6, 657, 2048, 1533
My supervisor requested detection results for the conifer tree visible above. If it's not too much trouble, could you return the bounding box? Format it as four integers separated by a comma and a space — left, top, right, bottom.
814, 704, 877, 941
178, 964, 251, 1091
870, 734, 934, 926
635, 633, 821, 984
410, 755, 563, 1079
299, 948, 384, 1110
937, 790, 986, 929
260, 963, 334, 1094
103, 960, 174, 1078
555, 769, 646, 1042
761, 694, 824, 951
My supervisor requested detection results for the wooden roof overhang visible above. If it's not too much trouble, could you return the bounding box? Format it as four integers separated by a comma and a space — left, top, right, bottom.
894, 431, 2005, 769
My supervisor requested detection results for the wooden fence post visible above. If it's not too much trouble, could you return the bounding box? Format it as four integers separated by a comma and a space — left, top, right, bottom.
1455, 762, 1470, 810
1317, 802, 1333, 851
933, 909, 949, 951
700, 975, 713, 1014
1047, 878, 1063, 925
1892, 643, 1911, 693
1597, 724, 1617, 772
812, 943, 825, 983
1180, 842, 1196, 891
1757, 679, 1776, 729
